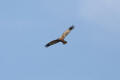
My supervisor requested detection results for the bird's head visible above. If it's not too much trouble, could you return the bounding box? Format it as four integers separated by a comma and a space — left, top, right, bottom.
63, 40, 67, 44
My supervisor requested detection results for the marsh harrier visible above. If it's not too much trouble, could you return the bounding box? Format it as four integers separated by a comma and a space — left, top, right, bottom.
45, 26, 74, 47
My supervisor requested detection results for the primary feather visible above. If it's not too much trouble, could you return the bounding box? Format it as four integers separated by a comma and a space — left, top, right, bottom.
45, 39, 60, 47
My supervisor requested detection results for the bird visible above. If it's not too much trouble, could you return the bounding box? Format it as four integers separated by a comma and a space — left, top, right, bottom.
45, 25, 74, 47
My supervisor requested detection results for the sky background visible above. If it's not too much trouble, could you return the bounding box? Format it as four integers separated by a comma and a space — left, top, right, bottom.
0, 0, 120, 80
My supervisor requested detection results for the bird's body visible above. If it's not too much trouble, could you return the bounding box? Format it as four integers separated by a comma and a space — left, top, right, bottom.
45, 26, 74, 47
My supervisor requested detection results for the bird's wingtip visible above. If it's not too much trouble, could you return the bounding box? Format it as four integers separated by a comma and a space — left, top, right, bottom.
45, 44, 50, 47
69, 25, 74, 30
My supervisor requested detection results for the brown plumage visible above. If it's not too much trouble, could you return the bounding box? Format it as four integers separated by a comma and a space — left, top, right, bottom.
45, 25, 74, 47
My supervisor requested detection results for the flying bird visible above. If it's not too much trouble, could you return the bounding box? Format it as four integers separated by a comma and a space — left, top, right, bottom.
45, 25, 74, 47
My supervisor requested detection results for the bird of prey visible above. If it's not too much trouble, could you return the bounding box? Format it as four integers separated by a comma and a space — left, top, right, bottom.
45, 25, 74, 47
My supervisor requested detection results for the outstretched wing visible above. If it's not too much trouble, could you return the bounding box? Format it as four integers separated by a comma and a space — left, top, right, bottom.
59, 25, 74, 39
45, 39, 60, 47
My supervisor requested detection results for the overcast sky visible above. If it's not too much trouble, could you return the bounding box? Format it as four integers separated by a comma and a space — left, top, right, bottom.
0, 0, 120, 80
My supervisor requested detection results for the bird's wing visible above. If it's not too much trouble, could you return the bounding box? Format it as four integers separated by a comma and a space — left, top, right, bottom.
45, 39, 60, 47
59, 25, 74, 39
